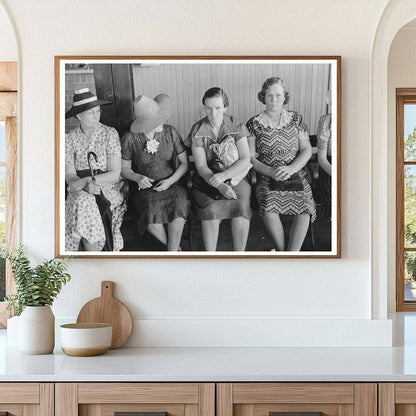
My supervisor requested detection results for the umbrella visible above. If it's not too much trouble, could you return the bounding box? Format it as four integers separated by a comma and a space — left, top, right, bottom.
87, 151, 114, 251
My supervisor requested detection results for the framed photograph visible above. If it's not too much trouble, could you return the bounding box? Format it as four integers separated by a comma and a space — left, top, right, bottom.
55, 56, 341, 258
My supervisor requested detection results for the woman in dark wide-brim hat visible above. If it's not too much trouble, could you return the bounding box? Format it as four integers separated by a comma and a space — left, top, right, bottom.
120, 94, 188, 251
65, 87, 126, 252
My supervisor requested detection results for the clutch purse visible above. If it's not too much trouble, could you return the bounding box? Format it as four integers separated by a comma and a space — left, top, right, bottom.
271, 172, 304, 192
192, 174, 225, 200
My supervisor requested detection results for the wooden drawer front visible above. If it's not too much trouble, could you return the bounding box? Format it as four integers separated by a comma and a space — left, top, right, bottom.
235, 403, 342, 416
233, 384, 354, 404
0, 383, 53, 416
0, 404, 25, 416
78, 383, 200, 404
379, 383, 416, 416
0, 383, 39, 403
57, 383, 215, 416
218, 383, 376, 416
395, 384, 416, 404
80, 403, 186, 416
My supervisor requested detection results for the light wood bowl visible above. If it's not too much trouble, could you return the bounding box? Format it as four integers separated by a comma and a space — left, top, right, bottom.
60, 323, 112, 357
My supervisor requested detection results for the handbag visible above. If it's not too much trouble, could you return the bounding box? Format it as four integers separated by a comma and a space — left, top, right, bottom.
271, 172, 304, 192
192, 174, 225, 200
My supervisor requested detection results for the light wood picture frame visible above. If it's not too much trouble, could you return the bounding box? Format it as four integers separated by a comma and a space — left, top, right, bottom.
55, 56, 341, 258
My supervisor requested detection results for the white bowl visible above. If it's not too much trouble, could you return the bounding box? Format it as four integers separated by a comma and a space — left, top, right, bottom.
60, 323, 112, 356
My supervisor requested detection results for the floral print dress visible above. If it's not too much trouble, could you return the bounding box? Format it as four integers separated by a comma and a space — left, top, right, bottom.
316, 113, 332, 221
65, 122, 126, 251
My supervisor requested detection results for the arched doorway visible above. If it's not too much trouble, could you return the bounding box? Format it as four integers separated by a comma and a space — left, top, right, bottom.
371, 0, 416, 319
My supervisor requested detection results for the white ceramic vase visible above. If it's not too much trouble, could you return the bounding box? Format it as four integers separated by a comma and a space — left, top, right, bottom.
19, 305, 55, 354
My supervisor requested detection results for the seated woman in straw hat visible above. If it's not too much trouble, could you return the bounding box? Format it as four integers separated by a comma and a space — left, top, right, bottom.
65, 87, 126, 252
120, 94, 188, 251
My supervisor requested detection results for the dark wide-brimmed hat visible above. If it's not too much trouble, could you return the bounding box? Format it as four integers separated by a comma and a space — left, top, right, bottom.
130, 94, 172, 134
65, 88, 112, 119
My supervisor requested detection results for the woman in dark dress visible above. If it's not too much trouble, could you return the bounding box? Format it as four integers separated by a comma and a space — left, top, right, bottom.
121, 94, 188, 251
186, 87, 252, 251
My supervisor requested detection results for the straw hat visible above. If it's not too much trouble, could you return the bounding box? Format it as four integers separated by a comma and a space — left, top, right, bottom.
130, 94, 172, 134
65, 88, 111, 119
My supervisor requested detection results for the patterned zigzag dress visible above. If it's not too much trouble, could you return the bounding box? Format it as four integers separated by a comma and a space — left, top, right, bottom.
246, 110, 316, 221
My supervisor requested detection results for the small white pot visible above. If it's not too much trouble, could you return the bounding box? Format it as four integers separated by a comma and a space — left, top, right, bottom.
19, 306, 55, 354
60, 323, 112, 356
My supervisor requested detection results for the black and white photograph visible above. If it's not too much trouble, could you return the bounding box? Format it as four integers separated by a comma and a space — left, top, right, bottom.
55, 56, 340, 258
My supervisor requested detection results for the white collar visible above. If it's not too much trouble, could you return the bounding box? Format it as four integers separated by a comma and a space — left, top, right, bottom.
257, 109, 292, 129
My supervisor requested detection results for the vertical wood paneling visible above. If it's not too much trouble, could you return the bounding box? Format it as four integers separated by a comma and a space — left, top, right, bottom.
217, 383, 233, 416
199, 383, 215, 416
379, 383, 395, 416
354, 384, 377, 416
132, 63, 330, 139
55, 383, 78, 416
39, 383, 54, 416
5, 116, 17, 305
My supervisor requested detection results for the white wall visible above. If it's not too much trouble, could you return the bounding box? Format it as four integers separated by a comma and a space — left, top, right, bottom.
387, 25, 416, 312
0, 0, 394, 346
0, 3, 17, 61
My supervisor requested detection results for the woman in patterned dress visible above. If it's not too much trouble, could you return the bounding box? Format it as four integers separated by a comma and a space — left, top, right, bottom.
317, 90, 332, 222
246, 77, 316, 251
186, 87, 252, 251
65, 88, 126, 252
121, 94, 188, 251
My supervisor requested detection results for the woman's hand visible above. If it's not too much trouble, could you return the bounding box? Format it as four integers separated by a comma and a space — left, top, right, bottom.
269, 165, 296, 181
208, 172, 226, 187
85, 181, 101, 195
153, 178, 172, 192
137, 175, 154, 190
68, 177, 89, 193
218, 183, 237, 200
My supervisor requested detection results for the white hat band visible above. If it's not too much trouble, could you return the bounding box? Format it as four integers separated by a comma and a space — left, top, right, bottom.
73, 95, 99, 106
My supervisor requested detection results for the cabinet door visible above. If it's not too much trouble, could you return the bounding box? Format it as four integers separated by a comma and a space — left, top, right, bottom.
379, 383, 416, 416
55, 383, 215, 416
217, 383, 377, 416
0, 383, 54, 416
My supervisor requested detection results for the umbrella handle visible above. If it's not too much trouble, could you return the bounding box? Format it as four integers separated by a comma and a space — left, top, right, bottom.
87, 151, 98, 181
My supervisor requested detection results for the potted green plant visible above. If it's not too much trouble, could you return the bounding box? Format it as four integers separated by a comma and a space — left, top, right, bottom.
1, 245, 71, 354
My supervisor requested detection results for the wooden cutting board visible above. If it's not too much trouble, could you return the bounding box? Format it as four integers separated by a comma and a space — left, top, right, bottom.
76, 281, 133, 349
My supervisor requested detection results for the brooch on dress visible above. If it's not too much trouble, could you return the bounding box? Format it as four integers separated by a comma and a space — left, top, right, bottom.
146, 138, 160, 154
